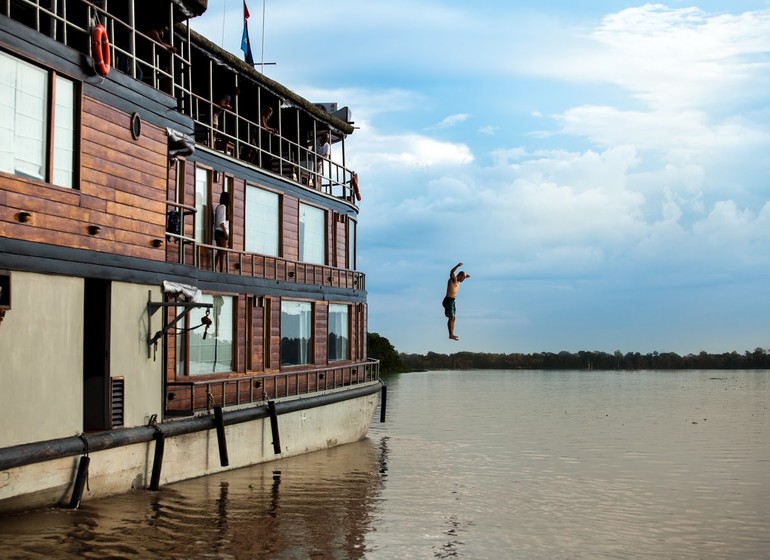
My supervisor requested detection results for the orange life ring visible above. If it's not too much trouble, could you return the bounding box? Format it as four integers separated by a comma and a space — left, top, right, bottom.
92, 24, 111, 77
351, 173, 362, 201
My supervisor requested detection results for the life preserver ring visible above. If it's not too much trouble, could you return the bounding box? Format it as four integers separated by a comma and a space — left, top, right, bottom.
92, 24, 111, 77
351, 173, 362, 201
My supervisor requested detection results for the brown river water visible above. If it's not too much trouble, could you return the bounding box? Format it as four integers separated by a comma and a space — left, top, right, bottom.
0, 369, 768, 559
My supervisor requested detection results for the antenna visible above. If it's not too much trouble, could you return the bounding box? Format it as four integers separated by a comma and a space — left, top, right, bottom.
260, 0, 266, 73
221, 0, 227, 48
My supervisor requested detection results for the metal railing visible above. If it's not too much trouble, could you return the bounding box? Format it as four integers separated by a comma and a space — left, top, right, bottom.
166, 359, 380, 416
191, 91, 358, 202
1, 0, 183, 96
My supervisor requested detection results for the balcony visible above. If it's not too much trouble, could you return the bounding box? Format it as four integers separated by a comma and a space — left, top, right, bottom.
193, 94, 359, 203
165, 201, 365, 291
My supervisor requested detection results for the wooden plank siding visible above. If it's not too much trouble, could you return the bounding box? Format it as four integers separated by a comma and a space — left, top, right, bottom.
282, 197, 299, 261
334, 215, 347, 269
228, 175, 245, 256
315, 301, 329, 365
0, 95, 168, 259
268, 297, 281, 370
247, 295, 264, 373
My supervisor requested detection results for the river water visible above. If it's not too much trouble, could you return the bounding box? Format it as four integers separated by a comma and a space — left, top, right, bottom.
0, 370, 768, 559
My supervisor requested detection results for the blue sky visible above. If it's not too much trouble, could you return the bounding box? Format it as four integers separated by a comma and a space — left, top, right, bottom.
192, 1, 770, 356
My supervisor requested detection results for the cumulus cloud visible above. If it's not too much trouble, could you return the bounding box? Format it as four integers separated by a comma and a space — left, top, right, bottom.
350, 130, 474, 170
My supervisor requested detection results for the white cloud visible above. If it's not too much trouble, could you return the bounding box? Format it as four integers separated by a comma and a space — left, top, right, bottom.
431, 113, 471, 129
478, 125, 499, 135
350, 130, 474, 170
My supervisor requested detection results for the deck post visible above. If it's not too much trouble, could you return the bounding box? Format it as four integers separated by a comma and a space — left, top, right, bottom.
268, 401, 281, 454
67, 455, 90, 509
213, 406, 229, 466
149, 431, 165, 491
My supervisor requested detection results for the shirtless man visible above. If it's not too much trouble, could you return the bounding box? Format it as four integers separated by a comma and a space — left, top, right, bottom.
442, 262, 470, 340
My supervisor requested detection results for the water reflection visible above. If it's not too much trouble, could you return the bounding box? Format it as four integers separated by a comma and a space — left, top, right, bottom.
0, 439, 385, 559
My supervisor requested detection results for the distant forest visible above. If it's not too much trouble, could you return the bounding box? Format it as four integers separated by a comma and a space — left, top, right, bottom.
367, 333, 770, 372
399, 348, 770, 371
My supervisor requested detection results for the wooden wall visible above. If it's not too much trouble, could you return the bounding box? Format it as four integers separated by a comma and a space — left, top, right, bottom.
282, 196, 299, 261
160, 154, 363, 383
0, 97, 168, 259
334, 215, 347, 269
315, 301, 329, 365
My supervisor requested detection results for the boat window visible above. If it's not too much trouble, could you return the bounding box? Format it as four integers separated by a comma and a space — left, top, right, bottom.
328, 304, 349, 362
348, 219, 356, 271
177, 294, 234, 375
194, 166, 211, 244
299, 203, 325, 265
245, 185, 280, 256
281, 300, 313, 366
0, 50, 76, 188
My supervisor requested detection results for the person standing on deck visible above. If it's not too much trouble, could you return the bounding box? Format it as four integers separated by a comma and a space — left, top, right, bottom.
315, 132, 331, 187
442, 262, 470, 340
214, 191, 230, 272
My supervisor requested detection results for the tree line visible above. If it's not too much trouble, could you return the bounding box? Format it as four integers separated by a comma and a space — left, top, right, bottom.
367, 333, 770, 372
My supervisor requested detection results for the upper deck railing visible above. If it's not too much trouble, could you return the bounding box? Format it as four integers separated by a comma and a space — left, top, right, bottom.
2, 0, 360, 204
191, 92, 358, 202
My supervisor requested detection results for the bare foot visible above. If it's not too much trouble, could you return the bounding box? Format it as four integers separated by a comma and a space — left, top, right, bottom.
450, 335, 459, 340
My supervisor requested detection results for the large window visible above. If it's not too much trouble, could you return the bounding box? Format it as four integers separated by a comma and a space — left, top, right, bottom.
281, 300, 312, 366
246, 185, 279, 256
328, 304, 349, 361
177, 294, 234, 375
299, 203, 325, 265
0, 50, 75, 188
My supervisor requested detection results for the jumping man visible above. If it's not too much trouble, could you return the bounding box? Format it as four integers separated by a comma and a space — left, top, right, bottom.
442, 262, 470, 340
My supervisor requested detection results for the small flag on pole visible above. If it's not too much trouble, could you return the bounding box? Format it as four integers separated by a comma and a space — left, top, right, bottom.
241, 1, 255, 65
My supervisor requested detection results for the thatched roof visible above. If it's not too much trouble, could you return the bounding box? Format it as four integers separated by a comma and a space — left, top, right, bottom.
175, 0, 207, 18
187, 28, 355, 135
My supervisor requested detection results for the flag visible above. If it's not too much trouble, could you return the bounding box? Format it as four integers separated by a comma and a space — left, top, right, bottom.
241, 1, 254, 65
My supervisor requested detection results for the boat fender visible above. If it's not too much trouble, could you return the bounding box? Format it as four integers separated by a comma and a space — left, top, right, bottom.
351, 172, 362, 201
92, 23, 111, 77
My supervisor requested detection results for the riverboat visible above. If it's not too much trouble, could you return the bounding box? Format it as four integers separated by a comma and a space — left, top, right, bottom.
0, 0, 381, 512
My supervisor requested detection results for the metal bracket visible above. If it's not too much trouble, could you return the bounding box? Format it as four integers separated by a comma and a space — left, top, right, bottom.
147, 290, 212, 357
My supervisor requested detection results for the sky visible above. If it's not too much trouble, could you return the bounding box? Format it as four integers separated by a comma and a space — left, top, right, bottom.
191, 1, 770, 356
